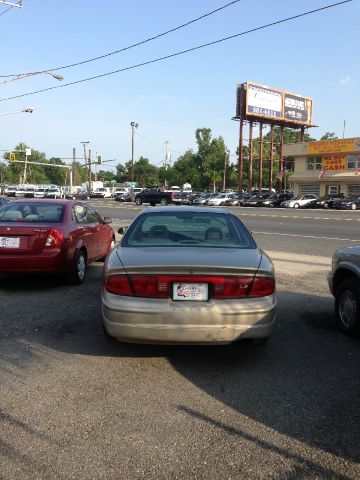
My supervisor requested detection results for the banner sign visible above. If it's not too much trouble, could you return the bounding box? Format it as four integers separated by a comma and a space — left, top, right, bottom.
323, 155, 347, 171
284, 93, 312, 124
246, 83, 283, 119
307, 138, 359, 155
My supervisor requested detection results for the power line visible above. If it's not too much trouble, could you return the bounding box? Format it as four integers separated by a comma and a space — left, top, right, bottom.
0, 0, 22, 16
0, 0, 241, 77
136, 132, 183, 155
0, 0, 352, 103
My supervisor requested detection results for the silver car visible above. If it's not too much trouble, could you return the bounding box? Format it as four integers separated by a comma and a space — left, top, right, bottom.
328, 246, 360, 336
102, 207, 276, 345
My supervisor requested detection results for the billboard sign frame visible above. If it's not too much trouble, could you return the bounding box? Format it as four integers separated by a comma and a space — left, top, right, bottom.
284, 92, 313, 125
245, 82, 283, 120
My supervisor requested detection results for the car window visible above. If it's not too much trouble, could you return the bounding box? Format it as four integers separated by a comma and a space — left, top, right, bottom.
0, 202, 64, 222
85, 205, 101, 224
123, 212, 256, 249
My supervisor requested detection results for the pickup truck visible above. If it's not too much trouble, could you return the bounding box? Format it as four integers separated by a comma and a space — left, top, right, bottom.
135, 188, 174, 206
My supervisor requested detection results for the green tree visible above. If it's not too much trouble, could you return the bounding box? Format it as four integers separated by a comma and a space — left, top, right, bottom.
125, 156, 159, 187
320, 132, 338, 140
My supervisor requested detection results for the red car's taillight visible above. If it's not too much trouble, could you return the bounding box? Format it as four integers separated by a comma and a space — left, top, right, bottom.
45, 229, 64, 248
104, 274, 275, 299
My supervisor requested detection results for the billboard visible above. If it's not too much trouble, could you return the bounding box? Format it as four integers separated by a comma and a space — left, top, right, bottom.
246, 82, 283, 119
284, 93, 312, 124
243, 82, 314, 126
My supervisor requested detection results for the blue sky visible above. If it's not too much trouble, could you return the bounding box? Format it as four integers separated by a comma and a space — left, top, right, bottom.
0, 0, 359, 171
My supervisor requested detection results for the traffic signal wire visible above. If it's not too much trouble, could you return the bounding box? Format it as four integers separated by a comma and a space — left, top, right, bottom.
0, 0, 352, 103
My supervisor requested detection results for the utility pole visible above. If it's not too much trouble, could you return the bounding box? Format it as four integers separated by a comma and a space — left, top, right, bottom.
130, 121, 139, 182
94, 151, 98, 183
22, 147, 31, 184
80, 141, 89, 191
164, 141, 170, 187
72, 147, 76, 187
88, 149, 92, 192
223, 147, 229, 191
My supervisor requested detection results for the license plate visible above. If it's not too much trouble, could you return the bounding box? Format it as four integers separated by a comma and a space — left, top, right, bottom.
0, 236, 20, 248
173, 282, 208, 301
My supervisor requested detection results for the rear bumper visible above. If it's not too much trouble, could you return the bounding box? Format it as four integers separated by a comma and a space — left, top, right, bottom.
102, 291, 276, 344
0, 250, 70, 273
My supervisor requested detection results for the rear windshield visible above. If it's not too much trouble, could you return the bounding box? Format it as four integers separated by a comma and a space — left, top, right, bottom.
0, 203, 65, 222
123, 211, 256, 249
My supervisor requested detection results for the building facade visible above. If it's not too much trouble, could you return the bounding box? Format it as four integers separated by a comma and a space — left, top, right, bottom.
284, 137, 360, 197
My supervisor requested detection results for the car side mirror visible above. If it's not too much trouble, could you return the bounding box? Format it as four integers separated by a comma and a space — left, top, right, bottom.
103, 216, 112, 224
118, 226, 128, 235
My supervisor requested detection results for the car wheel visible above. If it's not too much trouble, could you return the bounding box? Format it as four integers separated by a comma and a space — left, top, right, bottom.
351, 203, 357, 210
293, 203, 300, 208
335, 279, 360, 336
135, 197, 142, 205
160, 198, 168, 206
324, 202, 329, 209
150, 202, 156, 207
70, 249, 87, 285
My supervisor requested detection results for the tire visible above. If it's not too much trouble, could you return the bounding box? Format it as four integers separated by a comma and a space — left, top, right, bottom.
70, 249, 87, 285
335, 279, 360, 336
160, 198, 168, 206
150, 202, 156, 207
351, 203, 357, 210
324, 202, 329, 209
135, 197, 142, 205
293, 203, 300, 209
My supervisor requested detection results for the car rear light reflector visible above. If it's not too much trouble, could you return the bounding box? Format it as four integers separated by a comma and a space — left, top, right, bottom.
45, 229, 64, 248
104, 274, 275, 299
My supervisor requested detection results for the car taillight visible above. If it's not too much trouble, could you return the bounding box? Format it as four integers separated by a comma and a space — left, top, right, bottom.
104, 274, 133, 295
104, 274, 275, 299
45, 229, 64, 248
248, 277, 275, 297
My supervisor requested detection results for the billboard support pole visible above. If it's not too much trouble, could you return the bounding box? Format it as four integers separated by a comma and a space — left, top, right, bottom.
238, 118, 244, 192
300, 126, 305, 142
269, 125, 274, 192
248, 121, 253, 192
279, 126, 284, 190
259, 122, 263, 191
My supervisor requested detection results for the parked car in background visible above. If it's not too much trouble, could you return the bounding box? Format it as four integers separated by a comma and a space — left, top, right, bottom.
34, 186, 49, 198
45, 186, 61, 199
92, 187, 112, 199
328, 246, 360, 336
304, 195, 343, 209
114, 192, 132, 202
102, 207, 276, 345
113, 187, 129, 198
135, 188, 174, 206
223, 194, 243, 206
243, 194, 269, 207
15, 186, 25, 197
0, 199, 115, 284
5, 186, 17, 197
65, 190, 91, 200
331, 197, 360, 210
193, 193, 211, 206
280, 194, 318, 208
207, 193, 234, 206
173, 192, 191, 205
23, 185, 35, 198
262, 193, 293, 207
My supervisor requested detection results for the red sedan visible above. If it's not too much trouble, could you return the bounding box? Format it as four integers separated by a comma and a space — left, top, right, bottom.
0, 199, 115, 283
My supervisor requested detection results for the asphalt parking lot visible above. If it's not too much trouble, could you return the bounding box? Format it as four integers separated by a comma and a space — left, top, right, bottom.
1, 205, 359, 479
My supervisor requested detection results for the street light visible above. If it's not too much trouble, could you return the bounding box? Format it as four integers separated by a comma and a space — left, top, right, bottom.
0, 71, 64, 85
130, 121, 139, 182
80, 141, 90, 192
0, 107, 34, 117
